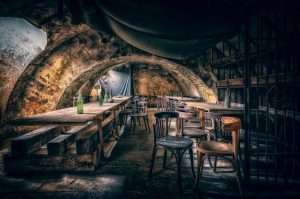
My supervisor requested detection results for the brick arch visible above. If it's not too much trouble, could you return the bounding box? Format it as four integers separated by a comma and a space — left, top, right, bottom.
56, 54, 217, 109
5, 30, 216, 122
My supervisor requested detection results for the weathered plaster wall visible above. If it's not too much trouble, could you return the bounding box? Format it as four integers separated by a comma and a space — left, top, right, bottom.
132, 64, 182, 96
0, 17, 47, 125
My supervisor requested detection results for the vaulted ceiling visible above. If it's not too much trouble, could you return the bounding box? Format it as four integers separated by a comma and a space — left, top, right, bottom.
0, 0, 298, 126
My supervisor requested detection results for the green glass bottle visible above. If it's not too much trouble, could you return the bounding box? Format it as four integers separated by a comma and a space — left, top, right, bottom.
99, 91, 104, 106
77, 91, 84, 114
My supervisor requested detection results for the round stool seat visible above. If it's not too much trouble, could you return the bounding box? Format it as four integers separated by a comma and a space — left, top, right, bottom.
157, 136, 193, 150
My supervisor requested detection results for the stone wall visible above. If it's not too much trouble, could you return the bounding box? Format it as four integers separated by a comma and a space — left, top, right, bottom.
0, 17, 217, 139
132, 64, 182, 96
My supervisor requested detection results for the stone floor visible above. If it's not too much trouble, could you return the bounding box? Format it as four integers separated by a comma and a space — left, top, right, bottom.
1, 109, 300, 199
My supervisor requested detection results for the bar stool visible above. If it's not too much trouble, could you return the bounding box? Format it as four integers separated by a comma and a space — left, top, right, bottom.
149, 111, 195, 193
193, 116, 244, 198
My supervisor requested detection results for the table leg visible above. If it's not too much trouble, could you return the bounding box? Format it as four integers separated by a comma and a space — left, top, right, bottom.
97, 120, 104, 158
113, 109, 119, 136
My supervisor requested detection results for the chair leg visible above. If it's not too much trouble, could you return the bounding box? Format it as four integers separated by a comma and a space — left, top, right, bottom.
189, 148, 195, 178
132, 117, 136, 134
193, 152, 205, 191
129, 116, 133, 131
208, 156, 214, 168
213, 156, 218, 173
149, 146, 158, 178
235, 159, 244, 198
174, 150, 183, 193
146, 116, 151, 134
163, 149, 167, 168
124, 114, 128, 127
143, 117, 147, 130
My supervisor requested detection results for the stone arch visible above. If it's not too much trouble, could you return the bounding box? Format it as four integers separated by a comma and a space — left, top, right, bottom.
56, 55, 217, 109
5, 29, 216, 122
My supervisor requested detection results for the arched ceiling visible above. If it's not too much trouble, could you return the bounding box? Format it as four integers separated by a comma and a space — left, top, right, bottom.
57, 55, 217, 109
3, 27, 216, 120
68, 0, 244, 59
0, 0, 228, 122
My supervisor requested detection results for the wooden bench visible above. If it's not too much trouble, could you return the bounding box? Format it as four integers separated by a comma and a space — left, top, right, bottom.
76, 126, 100, 155
11, 126, 60, 156
47, 121, 95, 155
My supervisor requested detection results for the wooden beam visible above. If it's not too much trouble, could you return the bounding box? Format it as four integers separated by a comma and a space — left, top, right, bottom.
217, 72, 300, 88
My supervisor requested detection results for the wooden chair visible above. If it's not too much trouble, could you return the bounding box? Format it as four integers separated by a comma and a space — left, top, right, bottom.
130, 99, 151, 134
193, 116, 244, 198
157, 96, 167, 111
177, 111, 206, 142
149, 111, 195, 193
204, 112, 222, 141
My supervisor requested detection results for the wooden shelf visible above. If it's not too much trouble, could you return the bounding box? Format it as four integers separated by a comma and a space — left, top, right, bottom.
217, 72, 300, 88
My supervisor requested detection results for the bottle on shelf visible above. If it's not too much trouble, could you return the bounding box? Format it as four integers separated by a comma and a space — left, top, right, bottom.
77, 91, 84, 114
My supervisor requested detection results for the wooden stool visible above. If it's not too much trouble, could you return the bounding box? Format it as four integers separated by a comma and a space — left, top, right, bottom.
193, 116, 244, 198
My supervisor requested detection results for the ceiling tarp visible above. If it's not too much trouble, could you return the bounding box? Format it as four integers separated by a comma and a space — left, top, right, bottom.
66, 0, 243, 59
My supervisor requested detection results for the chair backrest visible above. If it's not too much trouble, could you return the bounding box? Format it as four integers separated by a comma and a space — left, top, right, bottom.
157, 97, 167, 111
138, 101, 148, 113
221, 116, 241, 156
205, 112, 222, 132
153, 111, 179, 141
166, 99, 175, 111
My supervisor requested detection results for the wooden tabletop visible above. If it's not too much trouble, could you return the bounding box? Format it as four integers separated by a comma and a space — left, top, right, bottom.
9, 96, 132, 126
158, 96, 202, 102
183, 102, 244, 113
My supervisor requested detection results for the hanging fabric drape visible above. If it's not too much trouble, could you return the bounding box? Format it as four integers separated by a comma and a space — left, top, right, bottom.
99, 70, 131, 96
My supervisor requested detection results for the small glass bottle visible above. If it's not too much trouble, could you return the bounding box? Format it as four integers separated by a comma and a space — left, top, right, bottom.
99, 91, 104, 106
77, 91, 84, 114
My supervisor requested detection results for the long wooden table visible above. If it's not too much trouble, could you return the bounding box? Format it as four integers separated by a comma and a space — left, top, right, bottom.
10, 96, 132, 125
10, 95, 132, 145
7, 96, 132, 172
165, 96, 202, 102
184, 102, 244, 114
182, 101, 244, 128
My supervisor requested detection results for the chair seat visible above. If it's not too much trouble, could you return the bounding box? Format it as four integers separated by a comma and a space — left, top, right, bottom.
184, 122, 202, 128
187, 117, 201, 123
197, 140, 233, 155
157, 136, 193, 150
122, 109, 133, 114
183, 128, 206, 138
131, 113, 148, 117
